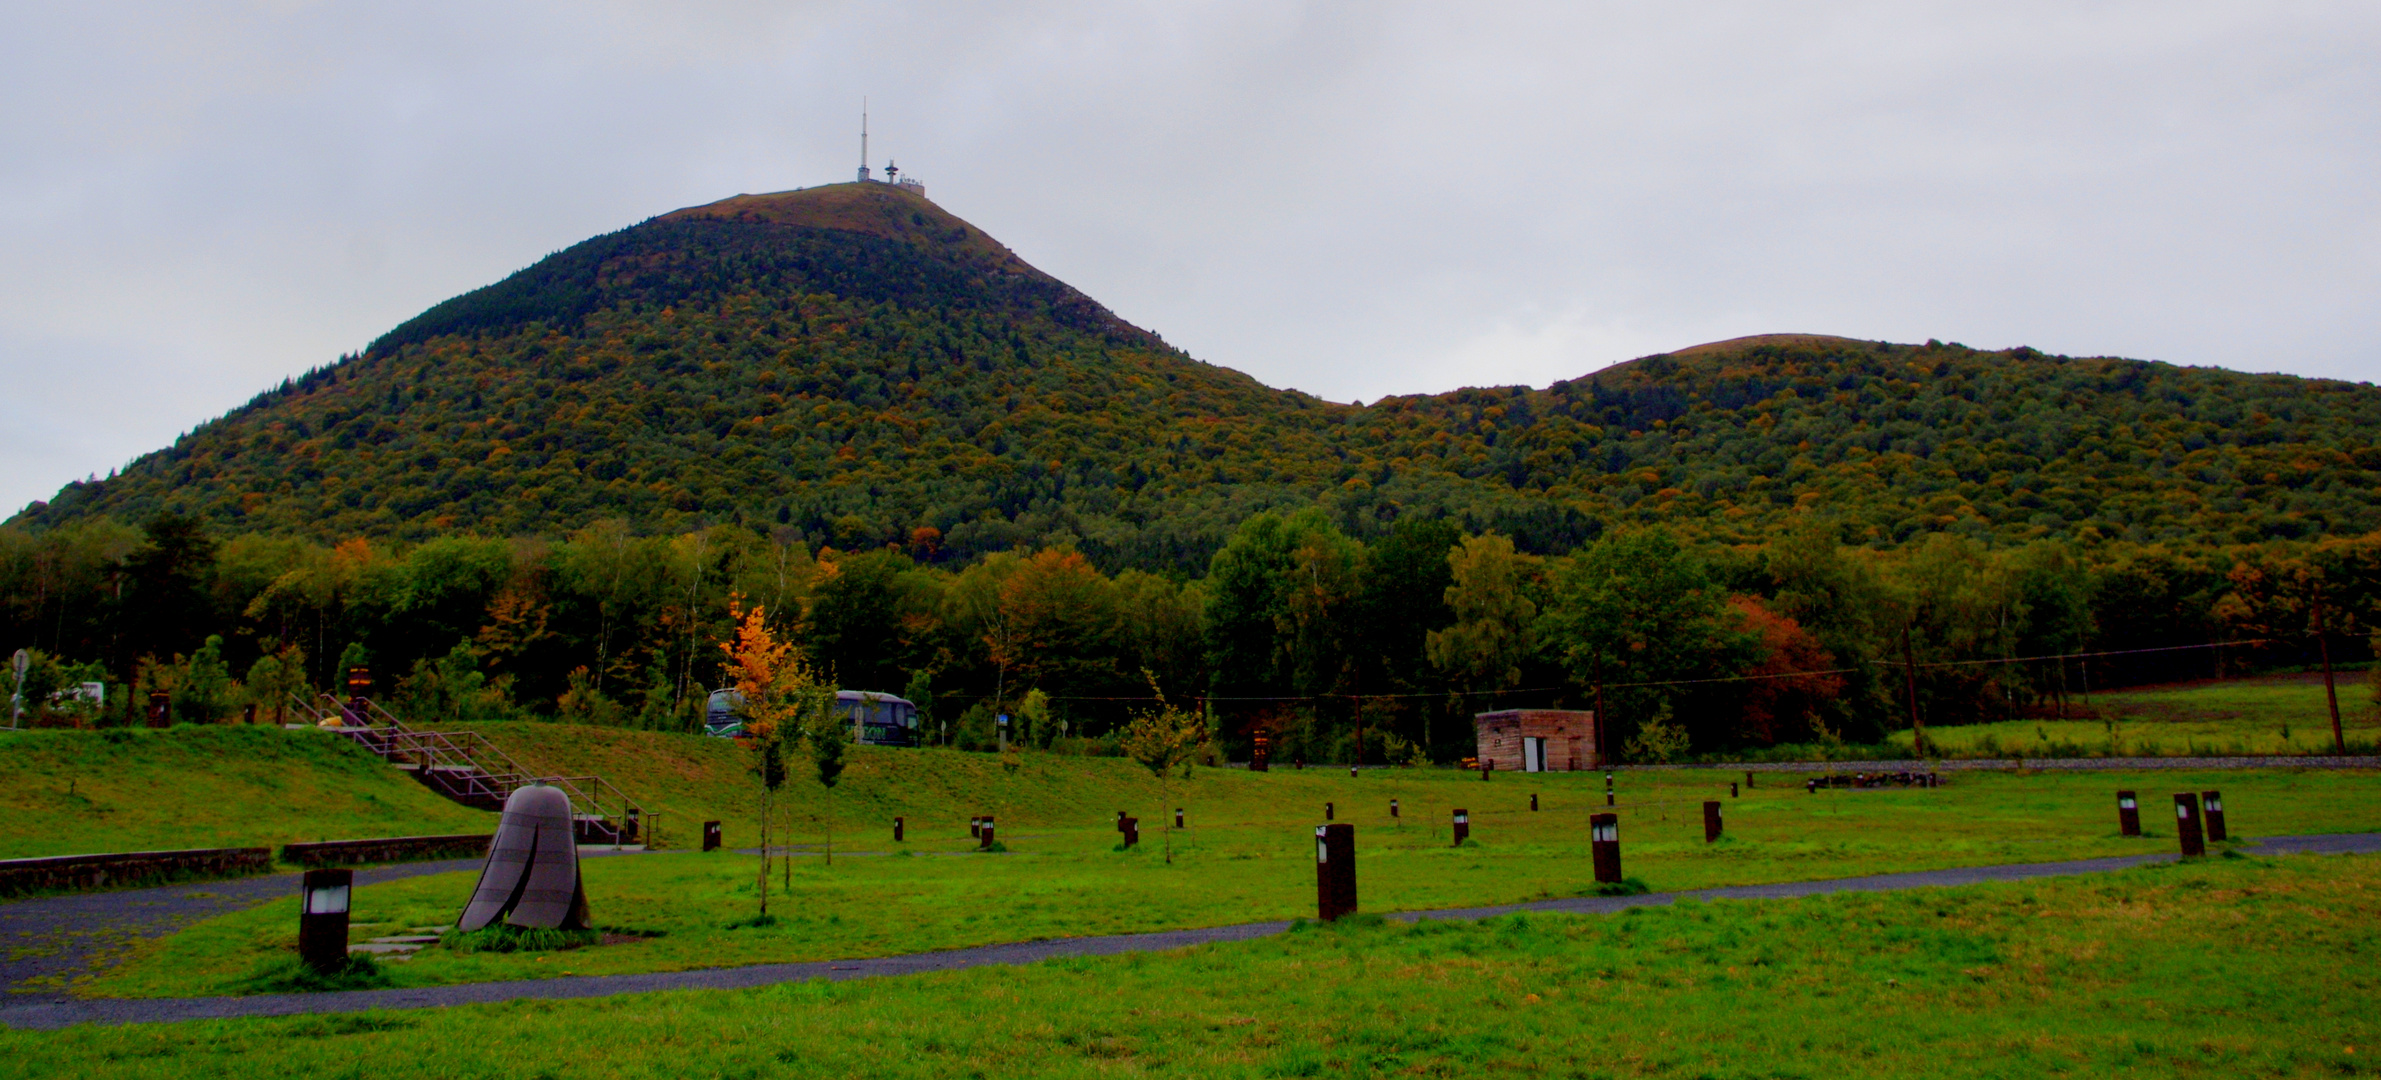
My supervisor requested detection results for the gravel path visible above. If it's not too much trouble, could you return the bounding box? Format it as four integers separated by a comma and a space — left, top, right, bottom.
6, 832, 2372, 1031
0, 849, 646, 1000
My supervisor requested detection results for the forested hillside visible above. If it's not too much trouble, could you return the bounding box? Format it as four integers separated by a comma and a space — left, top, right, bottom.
14, 183, 2381, 568
3, 182, 2379, 762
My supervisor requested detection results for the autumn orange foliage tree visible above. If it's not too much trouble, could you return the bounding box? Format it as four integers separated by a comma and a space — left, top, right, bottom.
718, 597, 834, 912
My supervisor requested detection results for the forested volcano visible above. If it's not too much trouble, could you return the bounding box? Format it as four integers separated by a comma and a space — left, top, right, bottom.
15, 182, 2381, 567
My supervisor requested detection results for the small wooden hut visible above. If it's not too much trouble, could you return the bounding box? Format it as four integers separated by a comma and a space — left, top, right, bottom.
1472, 709, 1599, 772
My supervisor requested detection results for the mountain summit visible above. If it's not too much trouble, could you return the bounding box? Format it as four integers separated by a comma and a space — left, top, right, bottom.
15, 184, 2381, 562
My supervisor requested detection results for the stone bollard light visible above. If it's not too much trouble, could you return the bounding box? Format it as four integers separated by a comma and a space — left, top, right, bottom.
298, 867, 353, 973
1451, 808, 1470, 847
1590, 813, 1621, 884
979, 816, 997, 851
1315, 823, 1357, 921
1703, 800, 1723, 843
2173, 794, 2204, 858
2116, 792, 2140, 837
702, 820, 722, 852
2201, 791, 2227, 842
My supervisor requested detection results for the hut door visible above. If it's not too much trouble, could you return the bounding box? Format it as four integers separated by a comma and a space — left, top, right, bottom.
1522, 737, 1545, 773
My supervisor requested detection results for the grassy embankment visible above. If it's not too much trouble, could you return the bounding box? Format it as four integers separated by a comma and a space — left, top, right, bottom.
15, 853, 2377, 1079
0, 726, 492, 860
82, 741, 2381, 999
1884, 672, 2381, 759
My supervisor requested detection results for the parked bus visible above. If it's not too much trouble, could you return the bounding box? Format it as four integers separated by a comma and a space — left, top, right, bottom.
836, 690, 918, 747
704, 688, 917, 748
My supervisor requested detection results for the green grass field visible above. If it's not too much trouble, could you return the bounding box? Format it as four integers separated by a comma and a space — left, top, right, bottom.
13, 852, 2375, 1079
0, 726, 493, 860
1885, 672, 2381, 758
77, 763, 2381, 999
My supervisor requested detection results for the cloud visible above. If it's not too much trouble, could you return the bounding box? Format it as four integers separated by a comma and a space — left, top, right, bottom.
2, 0, 2376, 515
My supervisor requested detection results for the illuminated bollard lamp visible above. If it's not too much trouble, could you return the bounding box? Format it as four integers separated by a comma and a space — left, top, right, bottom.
979, 816, 996, 850
893, 816, 904, 843
1530, 793, 1539, 812
1730, 782, 1738, 799
971, 816, 983, 839
1175, 808, 1184, 830
298, 868, 353, 973
2115, 792, 2140, 837
2201, 790, 2227, 842
1121, 816, 1139, 848
702, 820, 722, 851
2173, 793, 2206, 858
1605, 771, 1615, 807
1451, 808, 1470, 847
1590, 813, 1622, 884
1703, 800, 1723, 843
1390, 798, 1399, 818
1324, 801, 1334, 821
1314, 823, 1356, 921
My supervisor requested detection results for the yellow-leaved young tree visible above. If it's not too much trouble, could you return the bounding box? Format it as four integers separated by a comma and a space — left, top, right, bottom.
719, 598, 834, 915
1119, 676, 1209, 865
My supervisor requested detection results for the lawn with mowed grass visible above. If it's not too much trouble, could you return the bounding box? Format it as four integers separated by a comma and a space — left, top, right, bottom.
0, 726, 494, 859
1883, 672, 2381, 759
77, 762, 2381, 999
14, 853, 2378, 1079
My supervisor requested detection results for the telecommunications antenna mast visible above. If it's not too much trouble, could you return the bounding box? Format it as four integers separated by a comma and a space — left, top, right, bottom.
857, 99, 871, 182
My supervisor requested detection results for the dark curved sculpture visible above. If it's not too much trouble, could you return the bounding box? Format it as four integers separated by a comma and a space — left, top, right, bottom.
458, 784, 590, 931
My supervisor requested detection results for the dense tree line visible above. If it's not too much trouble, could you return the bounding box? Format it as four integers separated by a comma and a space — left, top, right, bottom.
4, 510, 2372, 761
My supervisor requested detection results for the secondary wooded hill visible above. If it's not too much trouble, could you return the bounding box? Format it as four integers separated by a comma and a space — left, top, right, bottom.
14, 183, 2381, 567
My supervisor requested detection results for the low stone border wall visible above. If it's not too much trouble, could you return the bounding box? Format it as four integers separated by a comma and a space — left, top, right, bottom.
280, 834, 492, 867
0, 847, 272, 897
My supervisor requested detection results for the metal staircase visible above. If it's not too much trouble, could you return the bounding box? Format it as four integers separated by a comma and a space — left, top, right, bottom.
291, 693, 648, 846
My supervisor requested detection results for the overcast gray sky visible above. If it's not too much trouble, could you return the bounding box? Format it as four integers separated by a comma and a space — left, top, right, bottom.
3, 1, 2376, 519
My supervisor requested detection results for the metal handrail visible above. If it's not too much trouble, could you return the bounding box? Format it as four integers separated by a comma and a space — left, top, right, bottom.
322, 694, 645, 838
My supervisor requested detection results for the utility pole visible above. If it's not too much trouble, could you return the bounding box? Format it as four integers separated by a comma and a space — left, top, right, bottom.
1902, 625, 1927, 758
2313, 592, 2345, 755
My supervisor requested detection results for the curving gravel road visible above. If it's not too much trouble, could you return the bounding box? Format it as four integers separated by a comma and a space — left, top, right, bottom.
3, 832, 2372, 1031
